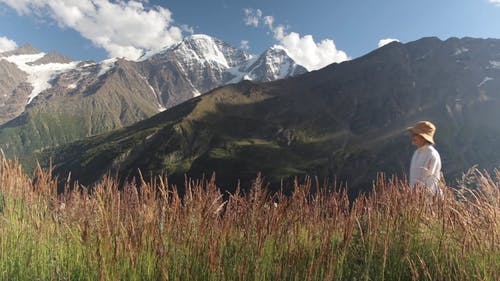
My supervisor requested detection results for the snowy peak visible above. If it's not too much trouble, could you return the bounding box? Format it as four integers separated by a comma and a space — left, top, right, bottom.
141, 34, 305, 84
0, 43, 40, 57
137, 34, 307, 99
167, 34, 251, 68
241, 45, 307, 82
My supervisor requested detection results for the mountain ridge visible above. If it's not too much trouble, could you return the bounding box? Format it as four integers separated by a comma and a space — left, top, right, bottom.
44, 36, 500, 195
0, 34, 308, 167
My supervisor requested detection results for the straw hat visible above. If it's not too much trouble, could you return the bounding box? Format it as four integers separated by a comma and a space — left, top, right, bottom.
407, 121, 436, 144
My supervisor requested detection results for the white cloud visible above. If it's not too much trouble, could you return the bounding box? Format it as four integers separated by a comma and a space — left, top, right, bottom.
244, 8, 349, 71
0, 0, 184, 60
263, 16, 274, 27
0, 36, 18, 52
180, 24, 194, 35
276, 32, 349, 71
240, 40, 250, 50
378, 38, 400, 48
489, 0, 500, 6
0, 0, 33, 14
244, 8, 262, 27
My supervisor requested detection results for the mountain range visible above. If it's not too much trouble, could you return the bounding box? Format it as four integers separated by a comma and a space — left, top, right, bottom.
37, 36, 500, 195
2, 35, 500, 195
0, 34, 306, 169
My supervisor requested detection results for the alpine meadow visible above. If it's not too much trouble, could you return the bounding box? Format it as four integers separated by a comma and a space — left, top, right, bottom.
0, 0, 499, 280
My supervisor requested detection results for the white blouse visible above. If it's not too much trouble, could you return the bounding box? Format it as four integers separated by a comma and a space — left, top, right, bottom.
409, 145, 442, 193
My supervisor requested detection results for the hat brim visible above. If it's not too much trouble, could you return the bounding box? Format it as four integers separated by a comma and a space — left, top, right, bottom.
407, 127, 435, 144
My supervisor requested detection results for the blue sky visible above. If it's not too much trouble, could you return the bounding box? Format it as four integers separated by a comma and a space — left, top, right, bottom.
1, 0, 500, 70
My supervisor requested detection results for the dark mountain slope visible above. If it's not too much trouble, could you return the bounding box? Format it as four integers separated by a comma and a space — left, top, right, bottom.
46, 37, 500, 194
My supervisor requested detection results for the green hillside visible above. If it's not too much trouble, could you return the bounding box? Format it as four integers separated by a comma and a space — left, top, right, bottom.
44, 37, 500, 194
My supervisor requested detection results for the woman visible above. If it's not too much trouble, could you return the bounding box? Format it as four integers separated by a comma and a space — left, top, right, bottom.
407, 121, 442, 194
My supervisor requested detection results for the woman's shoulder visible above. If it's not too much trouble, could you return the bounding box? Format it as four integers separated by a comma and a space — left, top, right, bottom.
425, 145, 441, 158
421, 145, 439, 154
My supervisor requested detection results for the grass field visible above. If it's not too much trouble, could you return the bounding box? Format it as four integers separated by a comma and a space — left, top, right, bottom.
0, 153, 498, 280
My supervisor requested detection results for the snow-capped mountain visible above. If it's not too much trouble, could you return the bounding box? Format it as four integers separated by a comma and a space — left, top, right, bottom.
0, 44, 78, 123
0, 35, 307, 125
0, 34, 308, 159
234, 45, 307, 82
136, 34, 252, 107
139, 34, 306, 106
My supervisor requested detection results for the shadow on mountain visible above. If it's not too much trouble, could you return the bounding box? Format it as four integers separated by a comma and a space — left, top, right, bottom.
41, 37, 500, 197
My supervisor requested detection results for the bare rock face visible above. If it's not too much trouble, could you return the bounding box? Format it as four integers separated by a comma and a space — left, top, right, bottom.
0, 44, 43, 123
28, 51, 73, 65
0, 43, 40, 56
0, 60, 31, 124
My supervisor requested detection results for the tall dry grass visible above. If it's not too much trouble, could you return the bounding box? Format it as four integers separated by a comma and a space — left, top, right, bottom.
0, 153, 498, 280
